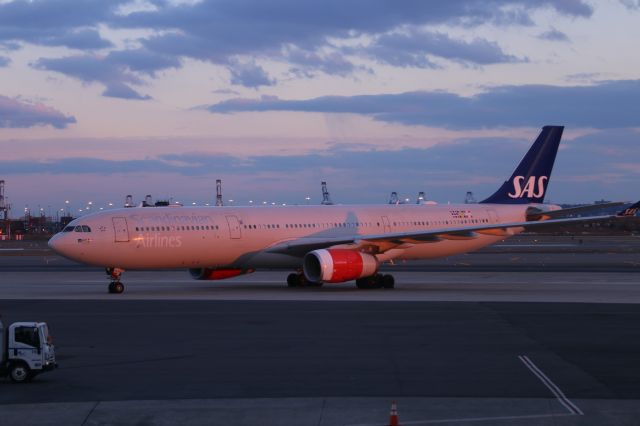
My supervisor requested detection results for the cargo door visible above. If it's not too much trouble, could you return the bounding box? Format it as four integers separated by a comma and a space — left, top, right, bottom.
112, 217, 129, 242
226, 215, 242, 239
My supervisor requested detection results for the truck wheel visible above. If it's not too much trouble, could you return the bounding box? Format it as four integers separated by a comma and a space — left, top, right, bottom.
9, 363, 32, 383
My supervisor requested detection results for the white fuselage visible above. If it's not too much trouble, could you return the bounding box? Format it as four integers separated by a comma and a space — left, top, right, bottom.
48, 203, 530, 270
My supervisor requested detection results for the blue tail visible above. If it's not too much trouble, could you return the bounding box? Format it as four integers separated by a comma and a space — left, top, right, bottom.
481, 125, 564, 204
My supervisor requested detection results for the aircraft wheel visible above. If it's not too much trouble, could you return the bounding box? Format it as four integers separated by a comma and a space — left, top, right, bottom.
382, 274, 395, 289
287, 273, 299, 287
356, 276, 380, 289
109, 281, 124, 294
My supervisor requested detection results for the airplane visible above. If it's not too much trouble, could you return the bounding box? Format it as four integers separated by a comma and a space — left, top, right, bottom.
48, 126, 639, 294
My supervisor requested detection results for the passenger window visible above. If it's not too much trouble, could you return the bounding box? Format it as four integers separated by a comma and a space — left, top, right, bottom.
15, 326, 40, 348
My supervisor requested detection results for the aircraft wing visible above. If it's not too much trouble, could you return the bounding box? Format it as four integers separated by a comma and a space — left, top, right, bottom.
266, 202, 639, 257
527, 201, 625, 220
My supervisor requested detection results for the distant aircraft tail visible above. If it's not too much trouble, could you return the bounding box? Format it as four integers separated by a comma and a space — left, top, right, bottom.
481, 125, 564, 204
617, 201, 640, 217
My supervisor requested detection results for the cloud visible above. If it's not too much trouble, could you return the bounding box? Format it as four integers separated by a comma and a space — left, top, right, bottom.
366, 29, 524, 67
3, 0, 594, 91
0, 0, 120, 49
620, 0, 640, 10
285, 48, 358, 77
103, 81, 151, 100
207, 80, 640, 129
212, 88, 240, 95
228, 61, 275, 88
0, 95, 76, 128
538, 27, 570, 42
37, 28, 114, 50
0, 56, 9, 67
111, 0, 591, 85
107, 48, 181, 77
34, 48, 180, 99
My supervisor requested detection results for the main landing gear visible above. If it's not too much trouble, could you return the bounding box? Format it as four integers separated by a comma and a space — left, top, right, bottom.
106, 267, 125, 294
287, 272, 323, 288
356, 273, 395, 289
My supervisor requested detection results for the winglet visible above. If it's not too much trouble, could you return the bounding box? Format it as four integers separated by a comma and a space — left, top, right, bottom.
617, 201, 640, 217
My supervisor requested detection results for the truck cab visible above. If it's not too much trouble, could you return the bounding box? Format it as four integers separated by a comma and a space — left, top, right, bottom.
1, 320, 57, 383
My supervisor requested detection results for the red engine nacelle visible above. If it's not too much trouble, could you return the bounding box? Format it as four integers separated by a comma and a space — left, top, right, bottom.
303, 249, 378, 283
189, 268, 252, 280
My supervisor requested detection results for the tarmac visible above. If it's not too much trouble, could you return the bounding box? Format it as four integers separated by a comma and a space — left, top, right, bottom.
1, 234, 640, 425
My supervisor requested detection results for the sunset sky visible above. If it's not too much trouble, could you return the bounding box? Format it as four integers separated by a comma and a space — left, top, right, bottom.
1, 0, 639, 216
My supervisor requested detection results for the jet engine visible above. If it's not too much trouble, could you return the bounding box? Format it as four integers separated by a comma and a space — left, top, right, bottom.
303, 249, 378, 283
189, 268, 252, 280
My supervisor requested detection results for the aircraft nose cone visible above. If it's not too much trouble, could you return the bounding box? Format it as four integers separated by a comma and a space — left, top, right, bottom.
48, 234, 63, 253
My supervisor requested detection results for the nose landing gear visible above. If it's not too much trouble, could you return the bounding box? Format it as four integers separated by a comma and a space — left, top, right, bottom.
106, 267, 125, 294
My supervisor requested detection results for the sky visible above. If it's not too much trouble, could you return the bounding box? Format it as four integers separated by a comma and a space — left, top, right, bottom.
1, 0, 639, 216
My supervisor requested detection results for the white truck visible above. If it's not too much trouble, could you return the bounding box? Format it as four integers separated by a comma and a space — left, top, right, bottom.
0, 319, 57, 383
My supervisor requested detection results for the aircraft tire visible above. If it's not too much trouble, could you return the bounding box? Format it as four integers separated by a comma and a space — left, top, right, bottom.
287, 273, 299, 287
382, 274, 395, 289
113, 282, 125, 294
356, 276, 380, 289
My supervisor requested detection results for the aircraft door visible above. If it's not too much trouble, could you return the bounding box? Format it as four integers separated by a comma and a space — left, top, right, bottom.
487, 209, 499, 224
381, 216, 391, 233
226, 215, 242, 239
112, 217, 130, 242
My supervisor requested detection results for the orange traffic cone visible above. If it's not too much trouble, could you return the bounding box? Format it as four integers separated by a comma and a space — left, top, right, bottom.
388, 400, 400, 426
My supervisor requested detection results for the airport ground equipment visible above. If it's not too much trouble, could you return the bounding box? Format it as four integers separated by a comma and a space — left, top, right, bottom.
0, 319, 57, 383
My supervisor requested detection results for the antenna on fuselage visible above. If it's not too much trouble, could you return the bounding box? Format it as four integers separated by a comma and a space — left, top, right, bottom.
124, 195, 133, 208
321, 181, 333, 205
215, 179, 224, 206
416, 191, 425, 204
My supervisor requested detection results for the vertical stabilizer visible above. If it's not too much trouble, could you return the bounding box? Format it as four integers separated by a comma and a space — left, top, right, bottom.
481, 126, 564, 204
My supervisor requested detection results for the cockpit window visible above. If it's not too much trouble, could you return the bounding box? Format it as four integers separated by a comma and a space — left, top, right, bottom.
81, 225, 91, 232
63, 226, 74, 232
74, 226, 83, 232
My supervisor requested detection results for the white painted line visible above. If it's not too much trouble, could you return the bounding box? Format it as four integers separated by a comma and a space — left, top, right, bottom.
518, 355, 584, 415
347, 412, 575, 426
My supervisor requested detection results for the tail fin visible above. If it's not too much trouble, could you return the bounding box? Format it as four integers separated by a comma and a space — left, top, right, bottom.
617, 201, 640, 217
481, 125, 564, 204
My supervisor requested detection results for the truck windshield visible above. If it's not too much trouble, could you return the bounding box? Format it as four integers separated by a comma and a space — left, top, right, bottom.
40, 324, 53, 344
